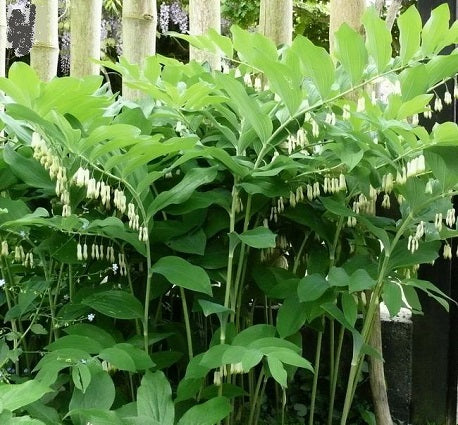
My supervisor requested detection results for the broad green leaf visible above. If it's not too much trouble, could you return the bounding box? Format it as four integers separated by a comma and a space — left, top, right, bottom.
237, 227, 276, 249
177, 397, 231, 425
382, 282, 403, 317
197, 299, 233, 317
397, 94, 433, 120
334, 23, 368, 86
388, 240, 440, 271
276, 296, 307, 338
214, 73, 273, 144
166, 228, 207, 255
99, 347, 136, 372
64, 324, 116, 348
362, 7, 392, 72
266, 349, 313, 371
67, 409, 124, 425
421, 4, 450, 55
341, 293, 358, 327
0, 381, 51, 412
320, 197, 356, 217
4, 62, 40, 105
266, 356, 288, 388
425, 146, 458, 190
297, 274, 329, 302
3, 145, 54, 192
82, 291, 143, 320
328, 267, 350, 287
400, 65, 429, 101
46, 335, 103, 354
69, 369, 115, 421
148, 167, 218, 217
72, 363, 92, 393
114, 343, 155, 370
137, 371, 174, 425
348, 269, 376, 293
232, 324, 277, 347
292, 36, 334, 99
151, 256, 212, 295
398, 6, 422, 64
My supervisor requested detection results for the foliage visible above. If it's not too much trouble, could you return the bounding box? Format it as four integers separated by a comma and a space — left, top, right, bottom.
0, 4, 457, 425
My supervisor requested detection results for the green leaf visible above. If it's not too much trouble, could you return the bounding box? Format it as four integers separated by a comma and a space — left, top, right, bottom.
398, 6, 422, 64
148, 167, 218, 218
292, 36, 334, 99
177, 397, 231, 425
232, 325, 277, 347
297, 274, 329, 302
166, 228, 207, 255
81, 291, 143, 320
388, 240, 440, 271
341, 293, 358, 327
197, 299, 233, 317
137, 371, 174, 425
328, 267, 350, 287
397, 94, 433, 120
334, 23, 368, 86
99, 347, 136, 372
400, 65, 429, 101
69, 369, 115, 419
320, 197, 356, 217
382, 282, 403, 317
114, 343, 155, 370
266, 356, 288, 388
348, 269, 376, 293
362, 7, 392, 72
30, 324, 48, 335
237, 227, 276, 249
64, 324, 116, 348
46, 335, 103, 354
3, 145, 54, 192
72, 363, 92, 393
214, 73, 272, 144
0, 381, 51, 412
276, 296, 307, 338
67, 409, 123, 425
151, 256, 212, 295
266, 349, 313, 371
421, 3, 450, 55
424, 146, 458, 190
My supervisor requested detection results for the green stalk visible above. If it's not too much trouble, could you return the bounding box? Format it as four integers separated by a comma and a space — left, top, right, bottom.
327, 324, 345, 425
248, 370, 265, 425
224, 183, 238, 311
329, 318, 335, 396
340, 213, 415, 424
126, 258, 142, 336
179, 287, 193, 360
309, 318, 325, 425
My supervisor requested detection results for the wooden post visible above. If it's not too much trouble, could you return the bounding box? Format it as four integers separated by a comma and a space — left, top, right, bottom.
0, 0, 6, 78
70, 0, 102, 77
189, 0, 221, 69
30, 0, 59, 81
122, 0, 157, 100
259, 0, 293, 46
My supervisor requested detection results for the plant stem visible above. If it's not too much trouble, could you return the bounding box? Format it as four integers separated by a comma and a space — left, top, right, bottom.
327, 324, 345, 425
224, 182, 238, 312
248, 370, 265, 425
309, 317, 325, 425
340, 213, 415, 424
179, 286, 193, 360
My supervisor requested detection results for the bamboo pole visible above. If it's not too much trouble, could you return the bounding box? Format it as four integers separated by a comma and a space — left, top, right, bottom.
259, 0, 293, 46
189, 0, 221, 69
0, 0, 6, 78
122, 0, 157, 100
30, 0, 59, 81
70, 0, 102, 77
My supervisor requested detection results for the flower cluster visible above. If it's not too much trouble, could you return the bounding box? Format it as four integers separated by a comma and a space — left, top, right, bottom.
323, 174, 347, 194
31, 132, 71, 217
159, 1, 188, 34
286, 128, 308, 154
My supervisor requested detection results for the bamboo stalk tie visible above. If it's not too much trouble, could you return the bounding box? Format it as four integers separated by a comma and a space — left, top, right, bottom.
123, 13, 155, 21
